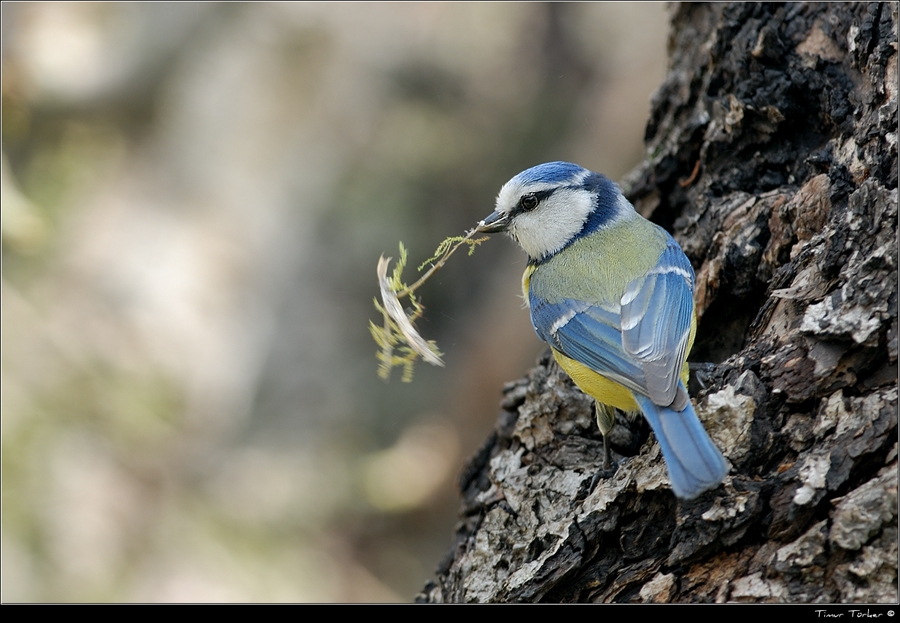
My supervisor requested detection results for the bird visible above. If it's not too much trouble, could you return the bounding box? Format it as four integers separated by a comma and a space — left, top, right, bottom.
475, 161, 727, 499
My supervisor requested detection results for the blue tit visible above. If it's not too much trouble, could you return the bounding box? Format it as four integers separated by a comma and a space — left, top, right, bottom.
476, 161, 727, 499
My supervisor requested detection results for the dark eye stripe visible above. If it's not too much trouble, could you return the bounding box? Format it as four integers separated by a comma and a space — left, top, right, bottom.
513, 188, 556, 216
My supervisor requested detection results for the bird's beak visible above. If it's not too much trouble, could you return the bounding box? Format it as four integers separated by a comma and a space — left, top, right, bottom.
475, 210, 511, 233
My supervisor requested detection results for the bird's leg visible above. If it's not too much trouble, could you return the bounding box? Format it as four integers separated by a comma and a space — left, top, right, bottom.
594, 400, 617, 470
586, 401, 618, 496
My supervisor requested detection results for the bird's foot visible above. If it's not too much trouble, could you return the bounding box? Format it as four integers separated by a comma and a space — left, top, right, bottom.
689, 362, 716, 389
587, 459, 618, 495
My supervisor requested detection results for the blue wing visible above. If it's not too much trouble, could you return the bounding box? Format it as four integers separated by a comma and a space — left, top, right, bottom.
531, 297, 649, 397
530, 235, 695, 409
620, 240, 695, 408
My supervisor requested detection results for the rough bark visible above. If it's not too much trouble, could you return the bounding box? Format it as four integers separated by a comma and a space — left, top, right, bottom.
419, 3, 898, 603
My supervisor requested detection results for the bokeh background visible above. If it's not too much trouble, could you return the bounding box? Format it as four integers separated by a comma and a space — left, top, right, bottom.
1, 3, 668, 602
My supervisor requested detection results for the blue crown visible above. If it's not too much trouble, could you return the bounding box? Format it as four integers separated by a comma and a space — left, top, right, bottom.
513, 161, 586, 185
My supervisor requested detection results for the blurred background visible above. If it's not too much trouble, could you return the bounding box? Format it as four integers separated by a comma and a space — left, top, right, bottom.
1, 3, 668, 602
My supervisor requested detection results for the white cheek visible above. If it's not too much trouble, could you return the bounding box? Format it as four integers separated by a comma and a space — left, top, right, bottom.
511, 189, 594, 259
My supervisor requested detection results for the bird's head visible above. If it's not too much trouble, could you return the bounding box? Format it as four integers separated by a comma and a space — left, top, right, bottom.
477, 162, 633, 262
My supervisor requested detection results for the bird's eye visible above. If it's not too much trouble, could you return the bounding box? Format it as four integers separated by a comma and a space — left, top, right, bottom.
521, 194, 538, 211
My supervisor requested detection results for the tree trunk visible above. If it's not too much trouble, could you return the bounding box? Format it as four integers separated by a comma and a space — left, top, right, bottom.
419, 3, 897, 603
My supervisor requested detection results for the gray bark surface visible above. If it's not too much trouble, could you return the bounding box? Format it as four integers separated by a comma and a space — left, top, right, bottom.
420, 3, 898, 603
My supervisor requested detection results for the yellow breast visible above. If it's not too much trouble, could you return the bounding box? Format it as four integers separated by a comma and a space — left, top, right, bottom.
552, 349, 640, 413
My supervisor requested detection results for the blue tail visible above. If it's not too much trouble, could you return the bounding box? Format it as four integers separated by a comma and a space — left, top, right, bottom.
635, 393, 728, 499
